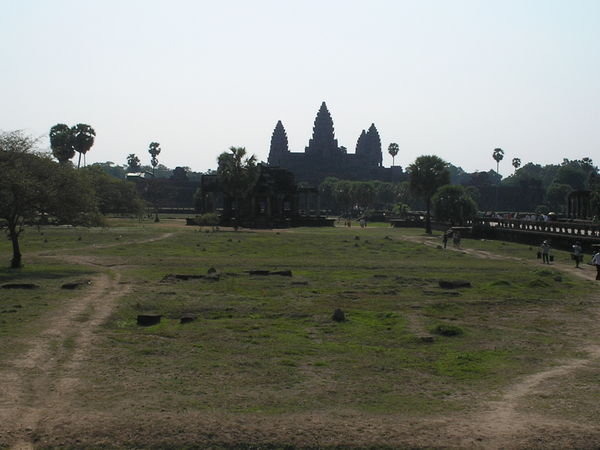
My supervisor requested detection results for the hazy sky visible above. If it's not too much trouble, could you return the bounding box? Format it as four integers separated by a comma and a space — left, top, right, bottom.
2, 0, 599, 175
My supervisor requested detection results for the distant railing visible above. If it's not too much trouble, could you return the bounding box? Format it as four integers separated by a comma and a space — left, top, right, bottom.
472, 218, 600, 238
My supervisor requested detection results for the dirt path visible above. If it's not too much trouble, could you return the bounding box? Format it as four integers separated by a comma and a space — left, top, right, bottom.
398, 232, 600, 447
400, 232, 598, 281
0, 269, 127, 449
0, 233, 174, 449
463, 343, 600, 448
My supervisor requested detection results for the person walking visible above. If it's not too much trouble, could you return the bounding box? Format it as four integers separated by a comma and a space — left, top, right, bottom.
592, 250, 600, 280
540, 240, 551, 264
453, 230, 461, 248
572, 241, 583, 268
442, 231, 449, 249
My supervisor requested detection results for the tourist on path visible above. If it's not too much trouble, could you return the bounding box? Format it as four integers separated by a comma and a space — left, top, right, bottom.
572, 241, 583, 268
592, 250, 600, 280
540, 240, 551, 264
453, 230, 461, 248
442, 231, 449, 249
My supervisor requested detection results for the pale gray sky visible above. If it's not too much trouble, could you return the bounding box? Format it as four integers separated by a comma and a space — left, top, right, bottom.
2, 0, 599, 175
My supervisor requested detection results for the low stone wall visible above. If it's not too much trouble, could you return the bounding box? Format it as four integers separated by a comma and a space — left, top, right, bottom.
471, 224, 600, 253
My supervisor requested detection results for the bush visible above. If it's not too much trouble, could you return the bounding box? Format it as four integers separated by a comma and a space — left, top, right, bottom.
392, 203, 409, 217
431, 323, 464, 337
194, 213, 220, 226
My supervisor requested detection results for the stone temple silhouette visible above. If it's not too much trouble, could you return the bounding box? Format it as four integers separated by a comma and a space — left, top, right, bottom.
267, 102, 401, 185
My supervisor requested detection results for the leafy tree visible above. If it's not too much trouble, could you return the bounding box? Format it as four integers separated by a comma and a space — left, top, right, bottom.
49, 124, 75, 164
545, 183, 573, 213
127, 154, 141, 172
395, 181, 414, 207
82, 166, 144, 215
432, 184, 478, 225
217, 147, 258, 224
447, 164, 471, 185
71, 123, 96, 168
465, 185, 481, 205
372, 181, 397, 209
333, 180, 355, 215
318, 177, 340, 212
352, 182, 376, 211
148, 142, 161, 176
388, 143, 399, 167
554, 165, 586, 190
512, 157, 521, 173
408, 155, 450, 234
492, 148, 504, 176
468, 170, 501, 187
142, 163, 171, 178
88, 161, 127, 179
171, 166, 189, 181
0, 131, 98, 268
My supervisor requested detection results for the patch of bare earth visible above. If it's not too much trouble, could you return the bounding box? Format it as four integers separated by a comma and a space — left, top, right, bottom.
0, 261, 130, 449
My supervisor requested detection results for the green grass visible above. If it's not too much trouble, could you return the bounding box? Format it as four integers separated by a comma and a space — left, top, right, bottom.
0, 219, 596, 421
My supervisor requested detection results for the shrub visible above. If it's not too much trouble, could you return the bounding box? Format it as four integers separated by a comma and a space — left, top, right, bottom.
431, 324, 464, 337
195, 213, 220, 226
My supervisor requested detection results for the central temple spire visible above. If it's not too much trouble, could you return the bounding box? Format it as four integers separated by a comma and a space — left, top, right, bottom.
305, 102, 340, 157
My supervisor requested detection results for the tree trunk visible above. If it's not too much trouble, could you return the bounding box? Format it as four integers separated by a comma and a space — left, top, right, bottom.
425, 198, 432, 235
9, 224, 22, 269
77, 152, 82, 169
234, 195, 240, 231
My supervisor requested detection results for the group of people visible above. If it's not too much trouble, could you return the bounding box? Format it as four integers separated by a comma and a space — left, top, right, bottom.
540, 239, 600, 280
340, 217, 368, 228
442, 229, 461, 249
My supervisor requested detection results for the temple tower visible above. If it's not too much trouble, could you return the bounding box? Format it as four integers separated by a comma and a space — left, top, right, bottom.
365, 123, 383, 167
305, 102, 340, 158
355, 124, 382, 167
267, 120, 289, 166
355, 129, 368, 156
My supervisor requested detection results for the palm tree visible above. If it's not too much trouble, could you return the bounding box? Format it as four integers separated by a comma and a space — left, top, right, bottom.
49, 124, 75, 164
71, 124, 96, 168
388, 143, 399, 167
148, 142, 161, 176
127, 154, 141, 172
512, 157, 521, 174
217, 147, 258, 227
408, 155, 450, 234
492, 148, 504, 175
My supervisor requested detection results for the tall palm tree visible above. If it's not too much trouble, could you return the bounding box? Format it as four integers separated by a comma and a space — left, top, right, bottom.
492, 148, 504, 175
148, 142, 161, 176
512, 157, 521, 174
71, 124, 96, 168
408, 155, 450, 234
388, 143, 399, 167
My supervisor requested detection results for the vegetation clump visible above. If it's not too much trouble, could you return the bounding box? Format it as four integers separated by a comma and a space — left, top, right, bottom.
431, 323, 464, 337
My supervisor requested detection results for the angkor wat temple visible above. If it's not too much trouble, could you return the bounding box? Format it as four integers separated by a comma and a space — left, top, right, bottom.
267, 102, 403, 185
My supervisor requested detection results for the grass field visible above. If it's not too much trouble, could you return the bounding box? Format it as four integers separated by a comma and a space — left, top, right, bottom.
1, 218, 599, 448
